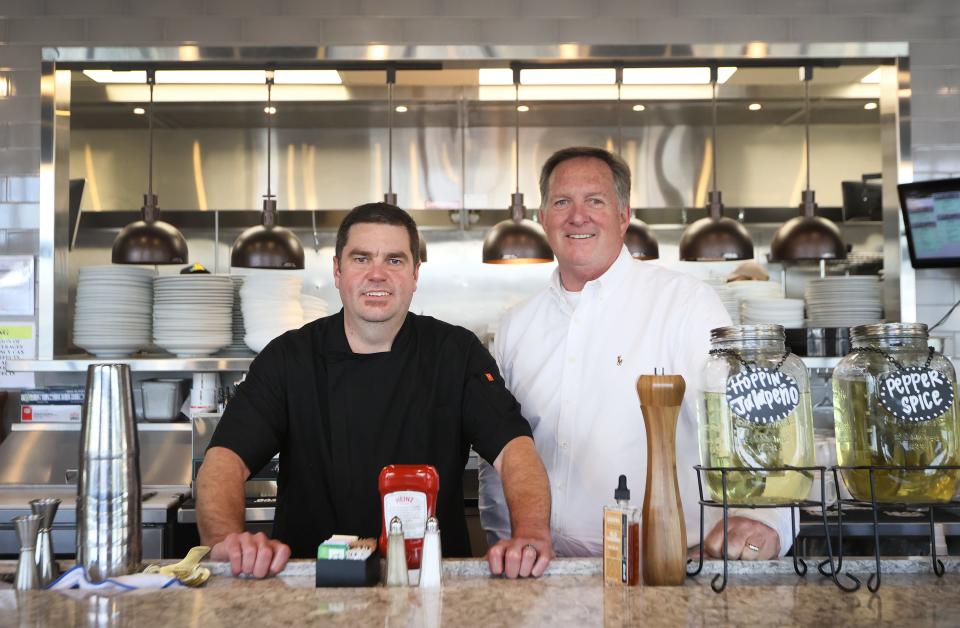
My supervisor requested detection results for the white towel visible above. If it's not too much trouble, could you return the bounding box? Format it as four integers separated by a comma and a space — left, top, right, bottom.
47, 565, 183, 591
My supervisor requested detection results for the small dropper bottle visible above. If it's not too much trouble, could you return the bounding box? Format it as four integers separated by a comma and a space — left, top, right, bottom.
602, 474, 641, 586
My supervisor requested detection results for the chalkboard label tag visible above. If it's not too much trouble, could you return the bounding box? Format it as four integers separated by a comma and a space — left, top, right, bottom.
877, 366, 955, 423
725, 368, 800, 425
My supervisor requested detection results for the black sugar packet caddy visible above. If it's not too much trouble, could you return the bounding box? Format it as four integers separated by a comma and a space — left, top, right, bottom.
316, 551, 381, 587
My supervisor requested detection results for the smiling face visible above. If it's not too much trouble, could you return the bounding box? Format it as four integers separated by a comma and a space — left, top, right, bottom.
333, 222, 419, 329
539, 156, 630, 291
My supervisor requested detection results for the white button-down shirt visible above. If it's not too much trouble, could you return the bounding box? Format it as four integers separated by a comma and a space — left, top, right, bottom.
479, 246, 793, 557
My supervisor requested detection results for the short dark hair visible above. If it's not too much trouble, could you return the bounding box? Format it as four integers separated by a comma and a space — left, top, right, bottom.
538, 146, 631, 211
335, 202, 420, 262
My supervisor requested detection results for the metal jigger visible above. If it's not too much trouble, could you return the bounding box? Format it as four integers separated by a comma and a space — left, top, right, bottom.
29, 498, 61, 587
13, 514, 41, 590
385, 516, 409, 587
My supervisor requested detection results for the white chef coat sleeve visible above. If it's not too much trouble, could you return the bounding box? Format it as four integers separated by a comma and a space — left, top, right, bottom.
676, 281, 795, 558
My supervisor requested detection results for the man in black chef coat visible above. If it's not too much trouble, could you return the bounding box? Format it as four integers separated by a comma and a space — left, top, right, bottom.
196, 202, 553, 579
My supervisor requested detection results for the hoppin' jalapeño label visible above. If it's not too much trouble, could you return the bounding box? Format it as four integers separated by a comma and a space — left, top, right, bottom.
725, 368, 800, 425
877, 367, 954, 422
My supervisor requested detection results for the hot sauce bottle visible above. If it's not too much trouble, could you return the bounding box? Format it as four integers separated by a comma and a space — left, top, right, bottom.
378, 464, 440, 570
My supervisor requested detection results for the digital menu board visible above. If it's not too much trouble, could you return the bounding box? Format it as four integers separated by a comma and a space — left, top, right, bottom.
898, 178, 960, 268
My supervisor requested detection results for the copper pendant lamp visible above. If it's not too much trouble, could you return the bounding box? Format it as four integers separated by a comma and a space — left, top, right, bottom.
230, 70, 305, 270
482, 67, 553, 265
769, 67, 846, 262
383, 69, 426, 263
112, 70, 188, 265
679, 70, 754, 261
616, 70, 659, 260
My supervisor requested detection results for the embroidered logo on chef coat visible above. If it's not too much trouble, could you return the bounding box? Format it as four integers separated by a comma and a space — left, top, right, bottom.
484, 372, 495, 382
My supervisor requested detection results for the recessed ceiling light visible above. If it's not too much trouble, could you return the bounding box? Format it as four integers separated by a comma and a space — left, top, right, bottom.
264, 106, 277, 114
395, 105, 408, 113
132, 107, 145, 115
864, 102, 878, 110
748, 103, 762, 111
516, 104, 530, 112
632, 104, 646, 112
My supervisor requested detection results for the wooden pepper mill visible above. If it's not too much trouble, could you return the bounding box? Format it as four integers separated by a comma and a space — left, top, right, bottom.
637, 369, 687, 586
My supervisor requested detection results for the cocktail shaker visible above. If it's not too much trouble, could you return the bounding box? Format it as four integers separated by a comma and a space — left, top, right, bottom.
77, 363, 142, 582
13, 514, 41, 590
29, 497, 61, 587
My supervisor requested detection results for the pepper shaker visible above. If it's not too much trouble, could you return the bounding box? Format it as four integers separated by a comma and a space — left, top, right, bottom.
385, 516, 409, 587
13, 514, 41, 591
29, 498, 61, 587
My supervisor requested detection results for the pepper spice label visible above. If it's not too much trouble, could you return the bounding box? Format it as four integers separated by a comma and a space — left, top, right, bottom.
877, 366, 955, 423
725, 368, 800, 425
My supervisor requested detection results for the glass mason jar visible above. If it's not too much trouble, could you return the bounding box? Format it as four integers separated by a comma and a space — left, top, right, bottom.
698, 325, 815, 504
832, 323, 960, 502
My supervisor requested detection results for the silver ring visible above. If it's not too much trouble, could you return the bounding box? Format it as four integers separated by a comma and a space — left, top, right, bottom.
746, 543, 761, 553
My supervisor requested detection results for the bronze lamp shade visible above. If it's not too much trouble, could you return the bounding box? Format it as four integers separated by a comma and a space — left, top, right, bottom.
112, 194, 188, 265
678, 192, 754, 261
769, 191, 846, 261
231, 199, 305, 269
624, 217, 659, 260
482, 193, 553, 264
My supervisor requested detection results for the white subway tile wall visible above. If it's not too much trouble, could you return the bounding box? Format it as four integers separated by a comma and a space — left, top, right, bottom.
0, 0, 955, 351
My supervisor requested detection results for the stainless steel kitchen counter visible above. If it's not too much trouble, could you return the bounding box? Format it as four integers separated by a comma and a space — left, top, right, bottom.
1, 558, 959, 627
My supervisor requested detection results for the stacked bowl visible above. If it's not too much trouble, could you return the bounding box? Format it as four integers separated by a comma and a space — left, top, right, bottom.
73, 265, 155, 357
240, 274, 305, 353
153, 275, 233, 357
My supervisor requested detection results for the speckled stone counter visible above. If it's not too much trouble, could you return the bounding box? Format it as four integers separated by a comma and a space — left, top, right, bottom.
2, 558, 960, 627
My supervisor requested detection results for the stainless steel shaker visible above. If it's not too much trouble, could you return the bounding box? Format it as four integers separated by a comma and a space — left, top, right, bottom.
13, 514, 41, 590
77, 363, 142, 582
29, 497, 61, 587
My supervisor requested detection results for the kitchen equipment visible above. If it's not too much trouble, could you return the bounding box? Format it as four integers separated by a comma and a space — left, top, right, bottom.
13, 513, 40, 590
141, 379, 185, 421
30, 497, 60, 586
637, 371, 687, 586
77, 363, 142, 582
833, 323, 960, 502
385, 516, 409, 587
699, 325, 815, 504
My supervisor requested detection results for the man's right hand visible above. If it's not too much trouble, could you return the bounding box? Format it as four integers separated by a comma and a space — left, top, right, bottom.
210, 531, 291, 578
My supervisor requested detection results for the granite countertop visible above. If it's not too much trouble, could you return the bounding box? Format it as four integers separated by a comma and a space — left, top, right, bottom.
2, 558, 960, 627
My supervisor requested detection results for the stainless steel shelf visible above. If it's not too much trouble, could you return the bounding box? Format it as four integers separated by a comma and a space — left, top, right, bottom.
800, 356, 842, 369
11, 422, 191, 432
7, 357, 254, 373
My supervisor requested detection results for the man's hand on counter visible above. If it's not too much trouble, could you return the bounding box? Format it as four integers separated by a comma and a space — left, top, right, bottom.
210, 531, 292, 578
486, 530, 554, 578
702, 516, 780, 561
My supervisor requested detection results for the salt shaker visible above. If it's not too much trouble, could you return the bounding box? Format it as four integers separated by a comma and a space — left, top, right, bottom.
385, 516, 409, 587
418, 517, 442, 588
13, 514, 41, 591
30, 497, 61, 587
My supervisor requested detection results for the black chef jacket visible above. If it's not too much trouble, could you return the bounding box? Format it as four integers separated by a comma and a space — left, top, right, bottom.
208, 309, 532, 558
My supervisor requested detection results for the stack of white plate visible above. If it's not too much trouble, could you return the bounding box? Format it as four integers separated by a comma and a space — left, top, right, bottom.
727, 280, 783, 302
73, 265, 155, 357
805, 276, 883, 328
240, 274, 305, 353
741, 298, 805, 328
300, 294, 329, 323
711, 284, 741, 325
222, 276, 252, 355
153, 275, 233, 357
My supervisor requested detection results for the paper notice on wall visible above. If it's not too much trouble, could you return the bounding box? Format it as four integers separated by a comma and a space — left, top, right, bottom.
0, 256, 34, 316
0, 322, 35, 388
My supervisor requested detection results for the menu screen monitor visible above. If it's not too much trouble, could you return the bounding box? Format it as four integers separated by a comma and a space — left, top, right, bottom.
898, 177, 960, 268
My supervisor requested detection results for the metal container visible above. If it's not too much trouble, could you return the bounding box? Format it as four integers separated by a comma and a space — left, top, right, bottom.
30, 497, 61, 587
76, 363, 142, 582
13, 513, 40, 590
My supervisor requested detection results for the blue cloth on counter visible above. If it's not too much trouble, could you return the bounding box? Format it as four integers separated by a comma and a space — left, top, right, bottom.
47, 565, 183, 591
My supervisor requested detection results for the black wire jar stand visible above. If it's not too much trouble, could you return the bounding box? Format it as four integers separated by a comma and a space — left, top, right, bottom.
686, 464, 860, 593
816, 464, 960, 593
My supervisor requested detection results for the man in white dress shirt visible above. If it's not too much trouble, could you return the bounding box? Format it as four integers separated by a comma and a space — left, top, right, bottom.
479, 146, 792, 559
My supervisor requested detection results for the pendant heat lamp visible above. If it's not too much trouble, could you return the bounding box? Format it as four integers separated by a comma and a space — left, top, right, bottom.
112, 70, 188, 265
383, 69, 426, 263
230, 70, 305, 270
616, 70, 659, 260
768, 67, 846, 262
482, 66, 553, 265
678, 68, 754, 261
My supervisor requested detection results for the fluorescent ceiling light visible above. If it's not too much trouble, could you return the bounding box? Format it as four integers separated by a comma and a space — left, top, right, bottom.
520, 68, 616, 85
860, 68, 881, 84
156, 70, 266, 84
479, 68, 514, 85
83, 69, 147, 83
622, 66, 736, 85
274, 70, 342, 85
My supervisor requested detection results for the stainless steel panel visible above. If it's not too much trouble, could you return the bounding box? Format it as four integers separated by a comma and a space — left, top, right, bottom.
0, 526, 166, 559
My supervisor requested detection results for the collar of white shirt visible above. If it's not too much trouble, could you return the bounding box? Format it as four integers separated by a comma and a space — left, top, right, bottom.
547, 245, 634, 314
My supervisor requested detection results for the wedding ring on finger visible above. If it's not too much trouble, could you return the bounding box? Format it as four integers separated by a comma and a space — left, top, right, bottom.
745, 542, 761, 554
523, 543, 537, 554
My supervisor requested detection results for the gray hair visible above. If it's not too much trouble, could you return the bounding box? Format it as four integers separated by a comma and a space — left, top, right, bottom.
538, 146, 632, 212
